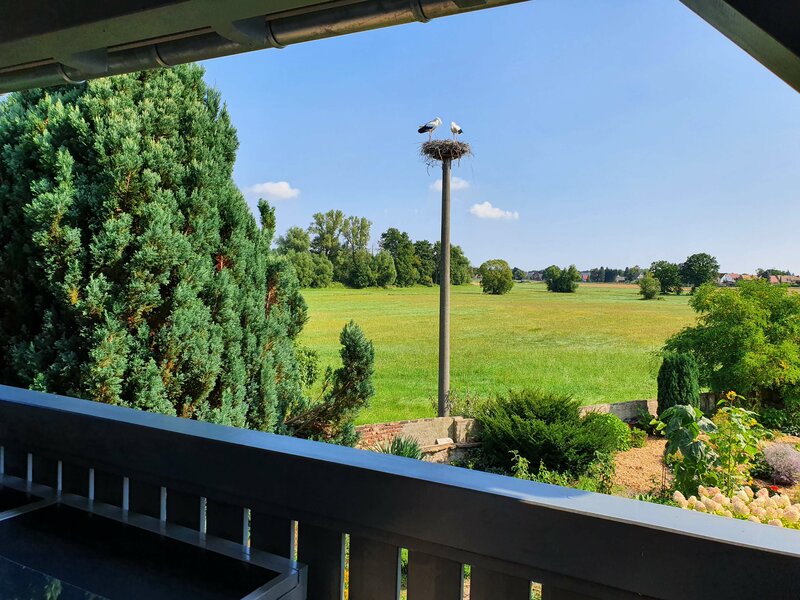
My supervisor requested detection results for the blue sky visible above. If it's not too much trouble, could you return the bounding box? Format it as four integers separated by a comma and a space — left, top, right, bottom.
200, 0, 800, 273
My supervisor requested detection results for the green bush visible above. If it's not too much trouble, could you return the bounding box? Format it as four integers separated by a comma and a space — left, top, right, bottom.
512, 450, 617, 495
477, 390, 628, 475
373, 250, 397, 288
758, 393, 800, 436
657, 351, 700, 416
511, 451, 573, 487
638, 271, 660, 300
650, 260, 683, 295
478, 259, 514, 295
630, 427, 648, 448
750, 451, 773, 481
588, 412, 632, 451
543, 265, 581, 293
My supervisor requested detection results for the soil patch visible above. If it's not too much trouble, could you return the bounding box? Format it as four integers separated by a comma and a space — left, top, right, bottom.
614, 437, 669, 496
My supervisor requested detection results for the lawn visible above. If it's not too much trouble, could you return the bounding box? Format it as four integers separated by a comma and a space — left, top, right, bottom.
299, 283, 697, 424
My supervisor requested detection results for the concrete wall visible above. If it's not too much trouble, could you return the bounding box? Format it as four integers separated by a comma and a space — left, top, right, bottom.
579, 392, 718, 421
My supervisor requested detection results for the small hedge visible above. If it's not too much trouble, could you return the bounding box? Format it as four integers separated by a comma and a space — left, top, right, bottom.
478, 390, 630, 475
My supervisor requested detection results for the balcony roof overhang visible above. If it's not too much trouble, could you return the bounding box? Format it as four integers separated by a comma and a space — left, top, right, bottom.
0, 0, 525, 93
0, 1, 798, 94
679, 0, 800, 93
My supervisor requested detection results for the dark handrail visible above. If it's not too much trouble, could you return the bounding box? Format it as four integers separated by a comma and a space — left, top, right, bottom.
1, 384, 799, 599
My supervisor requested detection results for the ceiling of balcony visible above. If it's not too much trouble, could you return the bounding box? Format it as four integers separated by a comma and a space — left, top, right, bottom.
0, 0, 798, 94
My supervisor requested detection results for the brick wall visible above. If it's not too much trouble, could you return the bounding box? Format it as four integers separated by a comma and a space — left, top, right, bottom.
356, 416, 475, 449
356, 421, 408, 448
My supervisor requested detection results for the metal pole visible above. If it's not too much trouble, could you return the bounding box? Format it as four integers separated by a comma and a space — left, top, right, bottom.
438, 158, 452, 417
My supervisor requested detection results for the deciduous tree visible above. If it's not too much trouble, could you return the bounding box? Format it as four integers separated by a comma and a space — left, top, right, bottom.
346, 249, 375, 289
413, 240, 436, 286
276, 226, 311, 254
680, 253, 720, 292
479, 259, 514, 295
309, 210, 344, 260
434, 242, 472, 285
650, 260, 683, 294
373, 250, 397, 288
638, 271, 660, 300
379, 228, 418, 287
665, 280, 800, 402
543, 265, 581, 293
310, 254, 334, 288
341, 216, 371, 257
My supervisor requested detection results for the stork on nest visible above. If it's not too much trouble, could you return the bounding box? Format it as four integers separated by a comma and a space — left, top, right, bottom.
420, 140, 472, 167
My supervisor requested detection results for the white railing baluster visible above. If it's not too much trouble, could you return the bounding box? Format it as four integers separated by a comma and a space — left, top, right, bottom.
88, 468, 95, 504
242, 507, 250, 554
199, 496, 207, 541
159, 486, 167, 522
122, 476, 130, 512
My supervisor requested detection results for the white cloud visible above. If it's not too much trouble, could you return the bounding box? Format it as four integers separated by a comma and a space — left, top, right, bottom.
469, 201, 519, 221
430, 177, 470, 192
245, 181, 300, 200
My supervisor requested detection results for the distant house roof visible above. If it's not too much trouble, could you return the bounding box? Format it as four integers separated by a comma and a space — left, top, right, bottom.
776, 275, 800, 284
720, 273, 741, 284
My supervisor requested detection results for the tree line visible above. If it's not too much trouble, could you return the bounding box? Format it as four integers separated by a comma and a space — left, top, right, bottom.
648, 253, 720, 294
275, 210, 473, 289
588, 266, 642, 283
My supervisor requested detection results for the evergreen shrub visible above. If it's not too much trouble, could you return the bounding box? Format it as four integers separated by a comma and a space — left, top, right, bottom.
477, 389, 629, 475
657, 352, 700, 416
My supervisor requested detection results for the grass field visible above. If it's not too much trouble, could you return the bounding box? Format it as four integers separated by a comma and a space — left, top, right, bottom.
299, 283, 697, 424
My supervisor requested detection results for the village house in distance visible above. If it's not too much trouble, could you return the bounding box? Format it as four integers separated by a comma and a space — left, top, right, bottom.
719, 272, 800, 286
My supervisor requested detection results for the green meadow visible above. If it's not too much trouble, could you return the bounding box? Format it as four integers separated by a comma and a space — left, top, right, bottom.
299, 283, 697, 424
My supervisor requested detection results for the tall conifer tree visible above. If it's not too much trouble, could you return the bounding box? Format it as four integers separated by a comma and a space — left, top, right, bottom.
0, 66, 307, 431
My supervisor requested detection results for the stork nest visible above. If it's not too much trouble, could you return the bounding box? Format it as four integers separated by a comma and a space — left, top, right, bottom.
420, 140, 472, 166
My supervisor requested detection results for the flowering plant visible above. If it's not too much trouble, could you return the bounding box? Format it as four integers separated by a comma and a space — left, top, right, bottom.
673, 486, 800, 529
712, 391, 766, 495
654, 391, 768, 496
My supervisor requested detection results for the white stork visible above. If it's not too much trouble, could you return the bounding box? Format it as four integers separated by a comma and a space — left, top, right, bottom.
450, 121, 463, 139
418, 117, 441, 141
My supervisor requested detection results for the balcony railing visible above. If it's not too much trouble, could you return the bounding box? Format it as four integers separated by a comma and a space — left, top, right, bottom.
1, 383, 799, 599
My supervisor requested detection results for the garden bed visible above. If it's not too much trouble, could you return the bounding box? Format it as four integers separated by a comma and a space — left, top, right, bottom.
613, 437, 668, 496
613, 434, 800, 499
